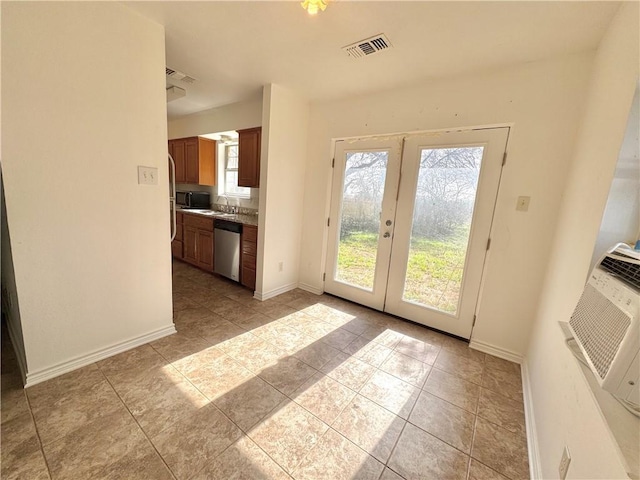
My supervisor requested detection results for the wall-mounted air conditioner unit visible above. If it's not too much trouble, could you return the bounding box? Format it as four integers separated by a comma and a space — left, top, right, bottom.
568, 243, 639, 406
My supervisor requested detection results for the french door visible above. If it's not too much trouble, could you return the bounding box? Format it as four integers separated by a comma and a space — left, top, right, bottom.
324, 128, 508, 339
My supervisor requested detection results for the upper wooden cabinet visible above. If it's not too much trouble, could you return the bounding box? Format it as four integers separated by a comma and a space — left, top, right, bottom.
169, 137, 216, 186
169, 139, 186, 183
237, 127, 261, 188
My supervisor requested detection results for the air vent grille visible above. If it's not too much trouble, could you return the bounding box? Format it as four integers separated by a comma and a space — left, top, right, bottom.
165, 67, 196, 84
343, 34, 392, 59
599, 255, 640, 290
569, 284, 632, 379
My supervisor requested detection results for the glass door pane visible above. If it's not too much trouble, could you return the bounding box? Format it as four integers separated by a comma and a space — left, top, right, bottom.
325, 137, 403, 312
384, 127, 508, 338
402, 147, 483, 314
335, 151, 389, 291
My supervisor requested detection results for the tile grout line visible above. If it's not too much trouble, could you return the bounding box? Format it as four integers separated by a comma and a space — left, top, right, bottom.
400, 361, 481, 467
175, 268, 526, 479
382, 420, 409, 475
96, 365, 179, 480
466, 414, 480, 480
468, 377, 522, 480
172, 298, 402, 478
147, 339, 295, 479
22, 388, 55, 480
239, 400, 304, 479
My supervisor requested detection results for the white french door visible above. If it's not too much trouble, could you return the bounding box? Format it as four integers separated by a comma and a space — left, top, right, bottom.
324, 128, 508, 339
325, 136, 403, 310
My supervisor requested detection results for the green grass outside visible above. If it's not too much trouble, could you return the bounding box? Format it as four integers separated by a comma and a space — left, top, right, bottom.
335, 227, 469, 314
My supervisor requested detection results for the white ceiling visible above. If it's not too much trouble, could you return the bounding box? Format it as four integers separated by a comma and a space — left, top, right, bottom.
124, 1, 620, 120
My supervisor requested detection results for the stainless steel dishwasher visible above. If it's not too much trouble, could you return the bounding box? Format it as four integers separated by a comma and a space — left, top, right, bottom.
214, 219, 242, 282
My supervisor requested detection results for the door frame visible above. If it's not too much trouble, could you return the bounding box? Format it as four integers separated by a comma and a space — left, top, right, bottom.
321, 125, 511, 339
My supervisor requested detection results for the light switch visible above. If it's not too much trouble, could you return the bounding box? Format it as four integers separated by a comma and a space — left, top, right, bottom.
138, 166, 158, 185
516, 196, 530, 212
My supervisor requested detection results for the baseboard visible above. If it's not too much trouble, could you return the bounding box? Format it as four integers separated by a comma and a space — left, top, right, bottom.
5, 317, 27, 385
254, 282, 298, 301
24, 324, 176, 388
468, 339, 523, 364
521, 358, 543, 479
298, 282, 323, 295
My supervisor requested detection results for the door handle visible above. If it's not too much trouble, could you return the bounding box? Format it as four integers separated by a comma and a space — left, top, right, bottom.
386, 220, 392, 226
383, 232, 391, 238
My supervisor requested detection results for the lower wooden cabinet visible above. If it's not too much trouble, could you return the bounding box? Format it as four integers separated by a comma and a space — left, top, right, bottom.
183, 226, 197, 264
176, 212, 257, 286
241, 225, 258, 290
196, 229, 214, 271
172, 211, 184, 260
182, 214, 214, 272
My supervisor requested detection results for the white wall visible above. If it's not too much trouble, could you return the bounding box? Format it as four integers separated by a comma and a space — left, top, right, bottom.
256, 85, 309, 298
299, 52, 594, 356
591, 86, 640, 269
525, 3, 639, 479
168, 98, 262, 139
1, 2, 173, 383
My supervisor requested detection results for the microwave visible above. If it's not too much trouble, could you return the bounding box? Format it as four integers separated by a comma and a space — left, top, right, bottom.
176, 191, 210, 209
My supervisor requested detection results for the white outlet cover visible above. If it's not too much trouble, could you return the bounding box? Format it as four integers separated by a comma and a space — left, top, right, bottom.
138, 166, 158, 185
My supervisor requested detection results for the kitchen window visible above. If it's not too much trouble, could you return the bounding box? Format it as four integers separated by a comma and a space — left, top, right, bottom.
221, 144, 250, 198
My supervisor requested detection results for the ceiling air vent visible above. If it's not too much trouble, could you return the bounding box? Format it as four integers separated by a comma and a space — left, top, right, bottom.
165, 67, 196, 84
342, 34, 392, 59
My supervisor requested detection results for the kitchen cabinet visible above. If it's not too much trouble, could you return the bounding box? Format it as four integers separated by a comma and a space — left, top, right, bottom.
168, 137, 216, 186
183, 226, 197, 264
241, 224, 258, 290
171, 211, 184, 259
237, 127, 261, 188
183, 214, 215, 272
169, 139, 186, 183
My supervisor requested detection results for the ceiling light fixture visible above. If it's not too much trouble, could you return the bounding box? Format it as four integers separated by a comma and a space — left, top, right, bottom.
301, 0, 327, 15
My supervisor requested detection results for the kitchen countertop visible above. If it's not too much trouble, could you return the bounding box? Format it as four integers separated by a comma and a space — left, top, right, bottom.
177, 208, 259, 227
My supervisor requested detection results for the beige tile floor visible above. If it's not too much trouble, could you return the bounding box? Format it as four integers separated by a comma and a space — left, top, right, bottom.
1, 261, 530, 480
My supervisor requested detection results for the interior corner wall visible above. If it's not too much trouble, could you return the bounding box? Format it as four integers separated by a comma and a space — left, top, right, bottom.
525, 3, 639, 478
167, 98, 263, 139
256, 84, 309, 298
299, 51, 594, 356
1, 2, 173, 381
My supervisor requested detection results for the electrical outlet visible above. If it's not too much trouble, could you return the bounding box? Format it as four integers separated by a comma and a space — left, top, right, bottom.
559, 446, 571, 480
516, 195, 530, 212
278, 262, 283, 272
137, 166, 158, 185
